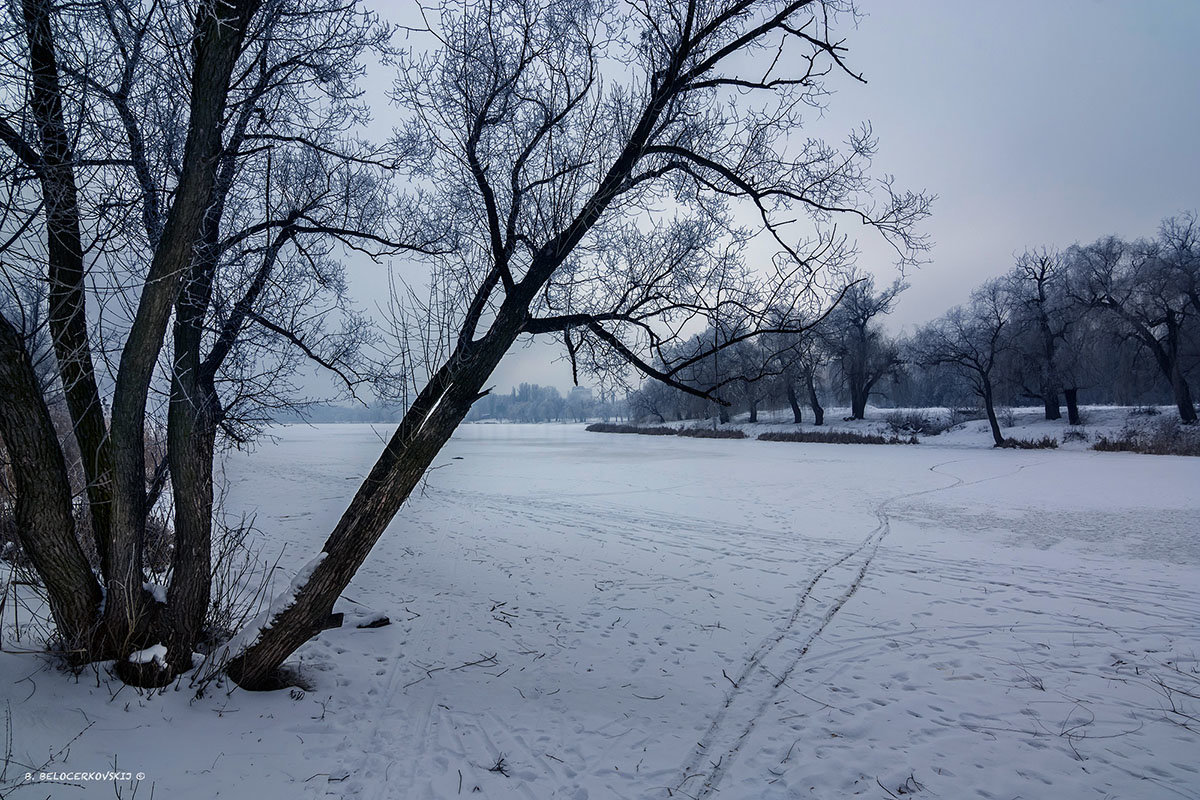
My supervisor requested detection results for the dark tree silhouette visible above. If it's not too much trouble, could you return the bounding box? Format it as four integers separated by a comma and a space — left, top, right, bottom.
225, 0, 929, 688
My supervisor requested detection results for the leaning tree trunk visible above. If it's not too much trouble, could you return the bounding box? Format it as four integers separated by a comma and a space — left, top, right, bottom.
806, 373, 824, 425
982, 381, 1005, 447
0, 316, 102, 653
1064, 388, 1081, 426
1170, 363, 1197, 424
786, 381, 802, 424
226, 298, 533, 688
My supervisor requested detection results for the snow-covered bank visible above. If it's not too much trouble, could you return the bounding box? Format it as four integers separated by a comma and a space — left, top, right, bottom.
609, 404, 1198, 454
2, 424, 1198, 799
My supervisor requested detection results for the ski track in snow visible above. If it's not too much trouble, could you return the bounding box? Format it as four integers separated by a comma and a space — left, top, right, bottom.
673, 459, 979, 798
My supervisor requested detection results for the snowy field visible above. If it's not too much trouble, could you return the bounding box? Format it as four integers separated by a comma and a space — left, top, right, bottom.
3, 421, 1200, 799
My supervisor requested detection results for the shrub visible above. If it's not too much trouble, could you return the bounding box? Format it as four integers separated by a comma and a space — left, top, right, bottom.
997, 406, 1017, 428
884, 411, 949, 436
585, 423, 676, 435
1092, 435, 1138, 453
758, 430, 919, 446
676, 428, 746, 439
1129, 405, 1162, 417
997, 436, 1058, 450
1094, 419, 1200, 456
586, 422, 746, 439
1061, 428, 1089, 443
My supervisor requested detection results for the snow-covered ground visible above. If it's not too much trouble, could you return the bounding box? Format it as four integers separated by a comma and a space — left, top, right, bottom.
3, 421, 1199, 799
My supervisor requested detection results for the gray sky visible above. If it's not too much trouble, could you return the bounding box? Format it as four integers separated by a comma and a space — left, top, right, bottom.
348, 0, 1200, 396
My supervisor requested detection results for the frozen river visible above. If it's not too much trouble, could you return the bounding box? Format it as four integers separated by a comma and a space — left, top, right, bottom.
5, 423, 1199, 799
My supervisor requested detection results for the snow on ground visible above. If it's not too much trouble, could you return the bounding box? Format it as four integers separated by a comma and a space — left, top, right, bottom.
2, 419, 1199, 799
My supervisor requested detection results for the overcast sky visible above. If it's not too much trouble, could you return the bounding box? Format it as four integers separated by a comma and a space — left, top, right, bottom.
348, 0, 1200, 396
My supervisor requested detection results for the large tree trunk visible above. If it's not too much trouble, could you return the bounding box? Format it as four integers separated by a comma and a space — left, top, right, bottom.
786, 380, 802, 424
1171, 363, 1197, 424
748, 396, 758, 423
1042, 389, 1061, 421
849, 385, 867, 420
1037, 314, 1060, 421
806, 373, 824, 426
718, 404, 730, 424
0, 316, 102, 653
227, 300, 531, 689
159, 259, 221, 679
1146, 329, 1197, 424
19, 0, 114, 577
103, 0, 261, 654
1064, 388, 1081, 426
159, 382, 217, 679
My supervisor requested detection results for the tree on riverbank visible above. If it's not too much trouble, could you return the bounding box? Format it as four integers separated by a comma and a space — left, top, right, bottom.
0, 0, 928, 688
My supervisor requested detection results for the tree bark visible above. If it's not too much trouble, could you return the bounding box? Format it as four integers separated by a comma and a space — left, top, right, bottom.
850, 385, 867, 420
104, 0, 262, 653
1042, 389, 1061, 421
19, 0, 114, 577
1036, 310, 1060, 420
1064, 388, 1081, 426
747, 396, 758, 423
162, 255, 220, 677
0, 315, 102, 653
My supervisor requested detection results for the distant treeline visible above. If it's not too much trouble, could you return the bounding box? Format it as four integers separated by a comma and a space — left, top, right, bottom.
465, 383, 624, 423
274, 383, 626, 424
628, 214, 1200, 439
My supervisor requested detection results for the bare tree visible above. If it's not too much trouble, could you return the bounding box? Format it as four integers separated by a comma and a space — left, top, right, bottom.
224, 0, 929, 688
1159, 212, 1200, 317
911, 279, 1013, 447
826, 269, 905, 419
1068, 234, 1197, 423
0, 0, 269, 658
1005, 248, 1074, 420
0, 0, 434, 683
